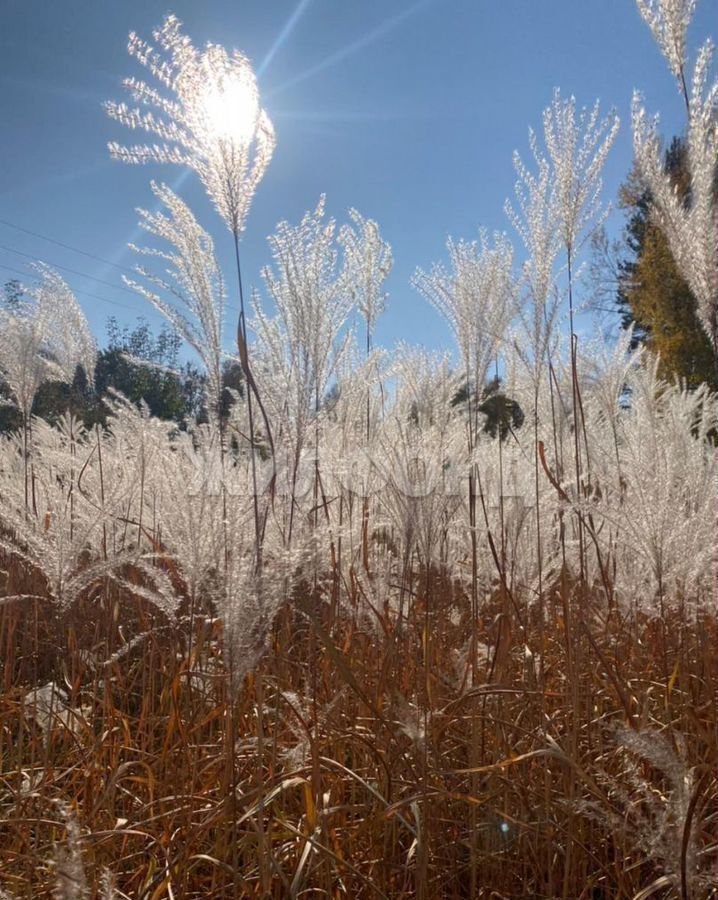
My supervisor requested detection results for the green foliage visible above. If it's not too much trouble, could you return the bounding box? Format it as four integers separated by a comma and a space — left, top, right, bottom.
32, 366, 95, 426
0, 282, 25, 431
92, 317, 201, 426
0, 313, 216, 433
219, 360, 244, 422
2, 279, 23, 310
618, 138, 718, 389
451, 376, 525, 440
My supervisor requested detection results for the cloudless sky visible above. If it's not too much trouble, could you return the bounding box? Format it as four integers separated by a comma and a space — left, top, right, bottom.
0, 0, 716, 356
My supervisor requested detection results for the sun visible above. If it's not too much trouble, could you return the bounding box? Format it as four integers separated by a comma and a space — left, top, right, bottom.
200, 72, 259, 147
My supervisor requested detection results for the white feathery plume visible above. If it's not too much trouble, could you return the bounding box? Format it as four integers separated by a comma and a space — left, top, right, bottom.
32, 266, 97, 387
0, 267, 96, 422
0, 295, 53, 423
99, 870, 117, 900
146, 425, 250, 601
632, 41, 718, 355
51, 807, 88, 900
506, 128, 563, 382
338, 208, 393, 346
542, 89, 619, 255
0, 415, 141, 611
577, 725, 717, 894
589, 361, 718, 612
253, 197, 354, 455
636, 0, 698, 84
125, 181, 228, 424
376, 348, 465, 567
413, 229, 515, 393
106, 14, 275, 235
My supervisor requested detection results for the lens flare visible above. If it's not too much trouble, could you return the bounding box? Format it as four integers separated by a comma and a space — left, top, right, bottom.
200, 74, 259, 146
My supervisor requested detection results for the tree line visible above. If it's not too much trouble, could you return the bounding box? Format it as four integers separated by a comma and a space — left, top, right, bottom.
0, 292, 244, 432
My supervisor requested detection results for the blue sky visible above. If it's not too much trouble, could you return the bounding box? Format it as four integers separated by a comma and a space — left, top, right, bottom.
0, 0, 715, 356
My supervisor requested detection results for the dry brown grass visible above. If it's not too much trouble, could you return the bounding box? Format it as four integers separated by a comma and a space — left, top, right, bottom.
1, 553, 717, 898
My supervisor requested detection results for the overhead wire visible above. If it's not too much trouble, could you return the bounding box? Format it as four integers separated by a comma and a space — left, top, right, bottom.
0, 242, 143, 297
0, 261, 144, 314
0, 220, 243, 316
0, 258, 240, 360
0, 216, 136, 275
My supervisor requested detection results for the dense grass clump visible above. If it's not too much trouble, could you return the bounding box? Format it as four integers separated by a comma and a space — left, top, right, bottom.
1, 569, 717, 897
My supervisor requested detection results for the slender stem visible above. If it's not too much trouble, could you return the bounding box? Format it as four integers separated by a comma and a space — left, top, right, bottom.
465, 367, 478, 687
362, 321, 372, 571
567, 246, 586, 581
679, 66, 690, 116
496, 361, 506, 576
466, 366, 481, 893
231, 226, 267, 894
232, 228, 263, 576
366, 319, 372, 442
565, 242, 584, 897
22, 414, 29, 513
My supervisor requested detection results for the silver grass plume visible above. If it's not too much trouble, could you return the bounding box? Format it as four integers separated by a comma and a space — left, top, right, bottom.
126, 181, 227, 425
215, 534, 299, 688
541, 89, 618, 574
105, 13, 275, 234
632, 41, 718, 358
505, 127, 563, 382
577, 726, 717, 896
0, 296, 53, 424
0, 415, 140, 611
542, 89, 619, 255
376, 347, 465, 567
51, 806, 88, 900
636, 0, 698, 86
98, 871, 116, 900
0, 266, 96, 423
338, 208, 393, 347
254, 197, 354, 458
147, 426, 231, 599
589, 362, 718, 612
413, 229, 515, 394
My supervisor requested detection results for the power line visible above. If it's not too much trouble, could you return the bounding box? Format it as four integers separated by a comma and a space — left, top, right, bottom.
0, 263, 239, 361
0, 242, 142, 297
0, 217, 136, 275
0, 228, 242, 316
0, 261, 148, 315
0, 259, 241, 328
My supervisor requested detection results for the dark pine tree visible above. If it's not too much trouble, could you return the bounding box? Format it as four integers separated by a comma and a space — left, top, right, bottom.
617, 137, 718, 390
